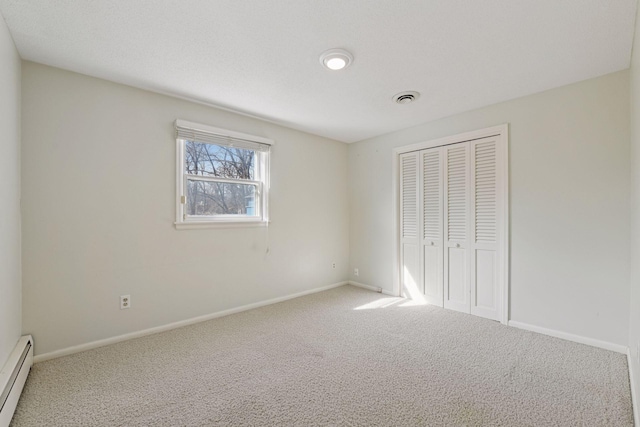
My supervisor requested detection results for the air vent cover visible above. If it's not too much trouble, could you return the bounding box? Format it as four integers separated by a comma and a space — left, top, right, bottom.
393, 91, 421, 104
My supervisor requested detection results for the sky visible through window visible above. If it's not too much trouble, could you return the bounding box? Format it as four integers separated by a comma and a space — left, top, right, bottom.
184, 140, 257, 216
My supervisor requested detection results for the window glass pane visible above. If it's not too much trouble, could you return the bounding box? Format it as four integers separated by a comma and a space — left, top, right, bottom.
184, 140, 255, 180
186, 180, 257, 216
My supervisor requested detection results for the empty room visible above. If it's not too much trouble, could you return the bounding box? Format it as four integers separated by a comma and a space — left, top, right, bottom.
1, 1, 639, 426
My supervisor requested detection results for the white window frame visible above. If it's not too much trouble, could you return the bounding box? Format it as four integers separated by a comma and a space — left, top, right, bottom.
174, 120, 273, 229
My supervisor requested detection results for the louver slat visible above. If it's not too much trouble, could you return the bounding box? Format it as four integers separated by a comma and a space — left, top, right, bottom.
423, 150, 441, 240
475, 141, 497, 243
401, 155, 418, 238
447, 146, 467, 241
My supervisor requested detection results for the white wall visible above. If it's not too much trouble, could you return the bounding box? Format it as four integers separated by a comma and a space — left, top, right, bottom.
349, 71, 630, 346
0, 14, 21, 367
21, 62, 349, 356
628, 0, 640, 415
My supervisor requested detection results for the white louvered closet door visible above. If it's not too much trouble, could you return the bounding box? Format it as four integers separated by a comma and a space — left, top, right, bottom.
443, 144, 471, 313
421, 148, 444, 306
398, 131, 506, 322
469, 137, 502, 321
400, 152, 420, 296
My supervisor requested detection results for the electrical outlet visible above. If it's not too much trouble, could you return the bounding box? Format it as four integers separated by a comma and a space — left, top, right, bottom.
354, 268, 359, 277
332, 262, 336, 269
120, 295, 131, 310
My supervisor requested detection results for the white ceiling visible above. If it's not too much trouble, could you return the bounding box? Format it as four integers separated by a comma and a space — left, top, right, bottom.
0, 1, 636, 143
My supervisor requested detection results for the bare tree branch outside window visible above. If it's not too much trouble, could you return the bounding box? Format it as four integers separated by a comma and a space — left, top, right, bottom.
184, 141, 257, 216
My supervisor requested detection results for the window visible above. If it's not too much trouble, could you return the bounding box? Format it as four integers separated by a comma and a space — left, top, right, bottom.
175, 120, 272, 228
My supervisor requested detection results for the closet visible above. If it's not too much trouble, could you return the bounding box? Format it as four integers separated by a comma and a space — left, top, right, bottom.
398, 129, 508, 322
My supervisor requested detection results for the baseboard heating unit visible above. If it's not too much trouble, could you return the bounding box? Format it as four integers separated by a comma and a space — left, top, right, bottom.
0, 336, 33, 427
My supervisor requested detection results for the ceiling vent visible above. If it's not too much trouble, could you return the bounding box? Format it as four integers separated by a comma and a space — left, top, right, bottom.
393, 91, 420, 104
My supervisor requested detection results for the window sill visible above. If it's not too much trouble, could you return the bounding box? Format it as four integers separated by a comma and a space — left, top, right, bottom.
174, 221, 268, 230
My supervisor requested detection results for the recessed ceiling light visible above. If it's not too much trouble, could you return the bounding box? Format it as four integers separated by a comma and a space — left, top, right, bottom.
393, 91, 421, 104
319, 49, 353, 71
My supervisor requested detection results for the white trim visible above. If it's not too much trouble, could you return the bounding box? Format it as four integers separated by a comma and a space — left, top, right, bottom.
392, 124, 510, 323
393, 124, 507, 155
174, 221, 268, 230
33, 282, 348, 363
175, 135, 183, 227
508, 320, 627, 354
186, 175, 262, 186
175, 126, 271, 228
391, 146, 401, 297
348, 281, 396, 296
175, 119, 274, 146
629, 348, 640, 427
501, 126, 510, 325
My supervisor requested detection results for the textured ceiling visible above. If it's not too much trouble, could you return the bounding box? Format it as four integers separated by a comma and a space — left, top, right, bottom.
0, 0, 636, 143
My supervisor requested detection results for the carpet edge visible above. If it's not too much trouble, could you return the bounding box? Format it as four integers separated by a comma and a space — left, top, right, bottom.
32, 281, 350, 363
348, 280, 395, 296
628, 349, 640, 426
508, 320, 627, 354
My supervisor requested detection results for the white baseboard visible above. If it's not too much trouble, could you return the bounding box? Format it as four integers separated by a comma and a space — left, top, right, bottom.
34, 281, 349, 363
629, 349, 639, 427
508, 320, 627, 354
348, 280, 396, 296
348, 284, 626, 355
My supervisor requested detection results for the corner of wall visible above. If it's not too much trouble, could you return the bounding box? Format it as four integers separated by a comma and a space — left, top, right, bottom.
628, 0, 640, 419
0, 8, 22, 368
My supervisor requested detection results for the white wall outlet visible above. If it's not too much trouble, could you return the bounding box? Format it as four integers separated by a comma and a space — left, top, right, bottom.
354, 268, 359, 277
332, 262, 336, 269
120, 295, 131, 310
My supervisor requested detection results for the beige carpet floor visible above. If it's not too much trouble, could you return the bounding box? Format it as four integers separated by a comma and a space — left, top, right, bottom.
11, 285, 633, 426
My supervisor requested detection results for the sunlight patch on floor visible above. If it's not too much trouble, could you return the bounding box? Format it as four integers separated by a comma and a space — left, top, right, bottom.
354, 297, 404, 310
402, 266, 427, 305
354, 266, 430, 310
398, 299, 429, 307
